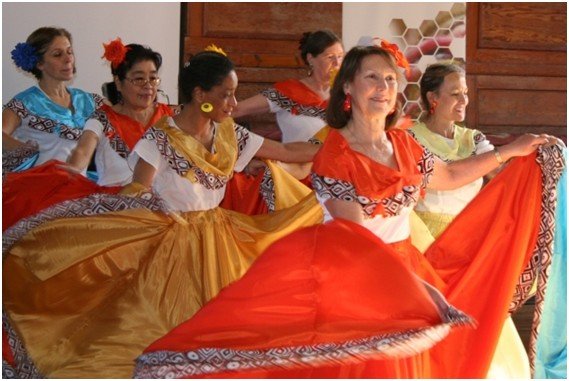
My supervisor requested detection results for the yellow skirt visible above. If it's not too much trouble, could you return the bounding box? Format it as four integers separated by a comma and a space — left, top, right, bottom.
3, 195, 322, 378
414, 210, 455, 239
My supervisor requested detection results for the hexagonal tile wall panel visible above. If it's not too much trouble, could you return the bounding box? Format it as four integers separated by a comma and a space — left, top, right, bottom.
388, 2, 466, 121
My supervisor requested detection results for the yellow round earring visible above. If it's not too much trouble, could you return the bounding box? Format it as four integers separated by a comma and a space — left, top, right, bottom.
200, 102, 213, 113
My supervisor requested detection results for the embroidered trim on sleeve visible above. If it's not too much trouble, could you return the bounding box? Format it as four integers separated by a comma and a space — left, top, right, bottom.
4, 98, 83, 141
94, 110, 131, 159
417, 148, 435, 190
312, 174, 422, 218
234, 124, 251, 159
261, 88, 326, 120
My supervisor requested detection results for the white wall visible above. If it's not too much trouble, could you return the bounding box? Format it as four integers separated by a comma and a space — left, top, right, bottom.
343, 2, 466, 120
2, 2, 180, 104
343, 2, 461, 52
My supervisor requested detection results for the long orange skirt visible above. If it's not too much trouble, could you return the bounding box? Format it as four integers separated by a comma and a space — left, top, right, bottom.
221, 160, 314, 215
220, 171, 269, 215
136, 152, 548, 378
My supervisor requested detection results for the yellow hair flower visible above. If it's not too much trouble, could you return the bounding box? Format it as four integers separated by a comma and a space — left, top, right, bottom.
204, 44, 227, 56
329, 68, 339, 89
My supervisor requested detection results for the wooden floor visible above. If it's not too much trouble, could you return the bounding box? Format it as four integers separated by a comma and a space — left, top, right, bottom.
511, 297, 536, 353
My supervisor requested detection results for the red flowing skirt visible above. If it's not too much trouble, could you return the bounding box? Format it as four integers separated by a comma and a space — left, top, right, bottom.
220, 171, 269, 215
2, 160, 122, 375
135, 153, 550, 377
221, 165, 313, 216
2, 160, 121, 231
137, 219, 471, 378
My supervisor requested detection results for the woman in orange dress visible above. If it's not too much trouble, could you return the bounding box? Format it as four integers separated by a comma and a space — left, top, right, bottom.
135, 44, 564, 378
233, 29, 343, 143
221, 30, 344, 214
2, 38, 173, 230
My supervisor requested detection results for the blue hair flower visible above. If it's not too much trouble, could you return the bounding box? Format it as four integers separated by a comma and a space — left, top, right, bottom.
11, 42, 39, 72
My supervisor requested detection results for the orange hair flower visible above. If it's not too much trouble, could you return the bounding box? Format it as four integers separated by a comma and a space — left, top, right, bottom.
376, 38, 410, 75
102, 37, 131, 69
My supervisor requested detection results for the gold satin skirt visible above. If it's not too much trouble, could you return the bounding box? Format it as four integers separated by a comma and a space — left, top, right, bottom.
3, 196, 323, 378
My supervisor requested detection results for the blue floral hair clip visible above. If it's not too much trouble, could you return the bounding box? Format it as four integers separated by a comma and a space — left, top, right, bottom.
11, 42, 39, 72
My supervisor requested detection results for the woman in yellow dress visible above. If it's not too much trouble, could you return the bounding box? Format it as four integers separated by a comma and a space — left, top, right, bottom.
2, 49, 323, 378
410, 63, 495, 238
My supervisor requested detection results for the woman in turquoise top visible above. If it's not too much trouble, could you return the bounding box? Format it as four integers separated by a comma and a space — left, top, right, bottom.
2, 27, 103, 173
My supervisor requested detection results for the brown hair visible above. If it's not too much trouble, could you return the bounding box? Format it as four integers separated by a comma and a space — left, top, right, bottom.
26, 27, 73, 79
326, 45, 403, 129
298, 29, 342, 66
419, 62, 465, 113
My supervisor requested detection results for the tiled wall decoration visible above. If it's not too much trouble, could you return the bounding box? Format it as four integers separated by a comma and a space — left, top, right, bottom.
388, 2, 466, 121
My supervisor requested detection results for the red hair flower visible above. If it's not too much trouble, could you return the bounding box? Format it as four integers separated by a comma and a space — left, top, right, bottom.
102, 37, 130, 69
377, 39, 410, 75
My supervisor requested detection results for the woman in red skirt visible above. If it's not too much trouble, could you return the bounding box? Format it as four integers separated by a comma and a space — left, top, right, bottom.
135, 43, 563, 379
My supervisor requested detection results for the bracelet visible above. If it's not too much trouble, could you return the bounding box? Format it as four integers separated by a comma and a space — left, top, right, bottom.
119, 181, 149, 195
493, 147, 505, 164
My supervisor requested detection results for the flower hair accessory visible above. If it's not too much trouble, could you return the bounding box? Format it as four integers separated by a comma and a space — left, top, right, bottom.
204, 44, 227, 57
102, 37, 131, 69
11, 42, 39, 72
329, 67, 339, 88
373, 38, 410, 75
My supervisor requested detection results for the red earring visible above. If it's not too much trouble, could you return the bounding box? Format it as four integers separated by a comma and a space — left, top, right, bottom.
429, 100, 438, 115
343, 93, 352, 112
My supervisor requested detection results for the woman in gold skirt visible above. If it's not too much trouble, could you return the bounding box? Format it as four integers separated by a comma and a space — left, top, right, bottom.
3, 48, 323, 378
